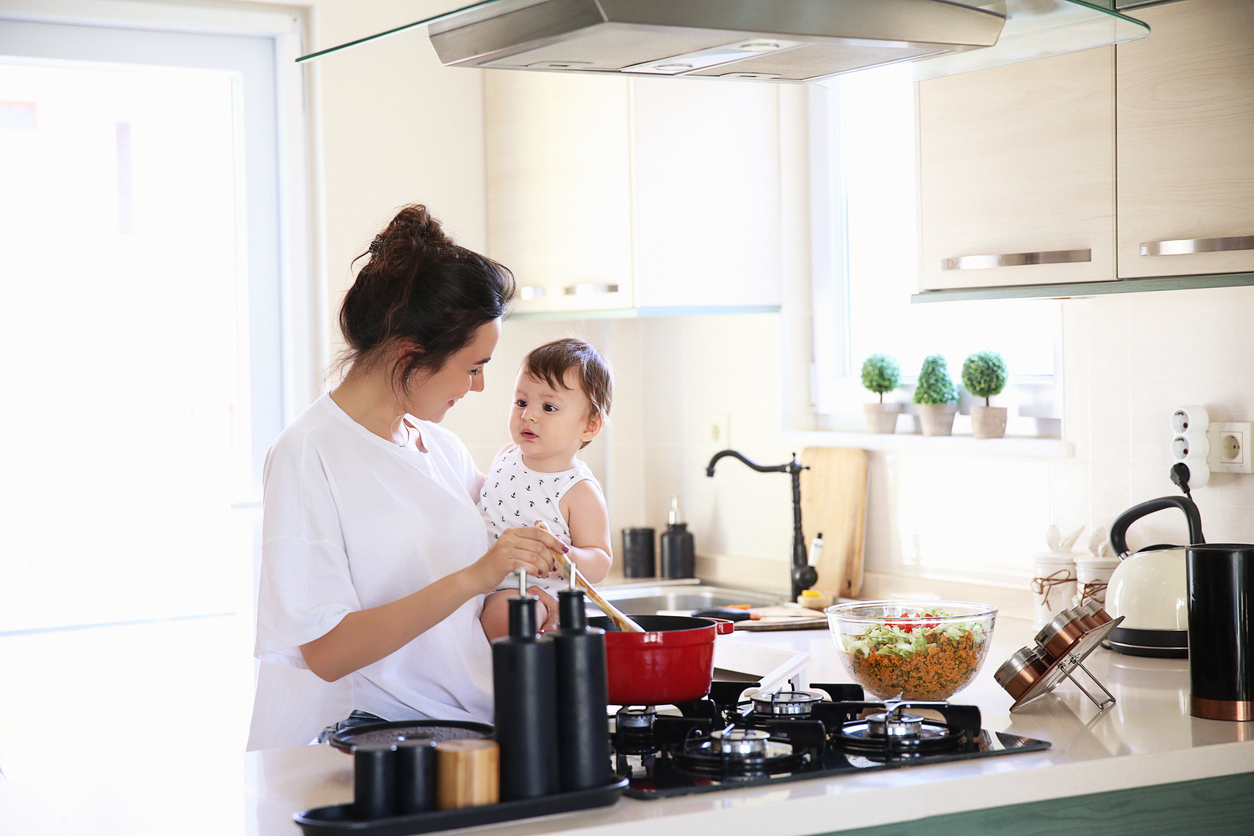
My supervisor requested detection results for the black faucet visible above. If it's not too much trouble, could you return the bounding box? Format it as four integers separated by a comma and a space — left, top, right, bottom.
705, 449, 817, 603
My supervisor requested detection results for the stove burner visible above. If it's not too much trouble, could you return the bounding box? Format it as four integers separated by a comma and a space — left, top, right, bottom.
616, 707, 656, 729
835, 717, 965, 760
711, 728, 770, 757
614, 707, 658, 755
747, 688, 828, 716
866, 710, 924, 738
673, 732, 806, 776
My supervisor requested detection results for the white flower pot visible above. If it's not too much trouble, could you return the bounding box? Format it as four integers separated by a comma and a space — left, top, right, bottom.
917, 403, 958, 436
971, 405, 1008, 439
863, 402, 901, 434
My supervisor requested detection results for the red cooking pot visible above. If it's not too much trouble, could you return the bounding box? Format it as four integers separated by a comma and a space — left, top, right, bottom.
587, 614, 734, 705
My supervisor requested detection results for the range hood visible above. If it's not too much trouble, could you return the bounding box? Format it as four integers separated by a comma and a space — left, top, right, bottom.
298, 1, 1149, 83
429, 0, 1005, 81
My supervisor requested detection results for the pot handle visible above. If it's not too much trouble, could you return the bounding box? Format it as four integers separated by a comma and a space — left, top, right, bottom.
1109, 495, 1205, 557
710, 618, 735, 635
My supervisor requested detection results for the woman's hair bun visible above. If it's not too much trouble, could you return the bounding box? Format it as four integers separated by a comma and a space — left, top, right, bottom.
337, 202, 514, 388
389, 204, 454, 254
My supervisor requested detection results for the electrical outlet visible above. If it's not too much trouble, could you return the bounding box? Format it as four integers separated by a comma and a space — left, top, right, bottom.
705, 413, 731, 452
1207, 422, 1253, 473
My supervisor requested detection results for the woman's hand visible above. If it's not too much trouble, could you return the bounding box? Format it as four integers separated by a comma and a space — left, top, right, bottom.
465, 526, 566, 595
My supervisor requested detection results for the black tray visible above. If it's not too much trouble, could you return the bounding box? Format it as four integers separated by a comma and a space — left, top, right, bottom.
293, 776, 629, 835
327, 720, 493, 753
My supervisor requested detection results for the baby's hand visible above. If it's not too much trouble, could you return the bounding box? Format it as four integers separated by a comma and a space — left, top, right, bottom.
528, 586, 559, 633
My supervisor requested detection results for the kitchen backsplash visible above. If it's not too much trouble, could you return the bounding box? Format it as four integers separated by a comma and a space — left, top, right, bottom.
447, 286, 1254, 605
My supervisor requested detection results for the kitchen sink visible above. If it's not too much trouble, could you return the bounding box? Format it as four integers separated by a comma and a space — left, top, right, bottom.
589, 580, 785, 616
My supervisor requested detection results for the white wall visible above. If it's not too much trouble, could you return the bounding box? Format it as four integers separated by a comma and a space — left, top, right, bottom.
303, 0, 490, 380
294, 3, 1254, 610
449, 287, 1254, 620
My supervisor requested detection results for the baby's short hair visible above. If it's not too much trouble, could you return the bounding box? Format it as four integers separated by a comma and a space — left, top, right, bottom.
522, 338, 613, 425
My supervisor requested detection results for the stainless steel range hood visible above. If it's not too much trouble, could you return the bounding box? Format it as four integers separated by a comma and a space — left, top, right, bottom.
428, 0, 1005, 81
297, 1, 1149, 83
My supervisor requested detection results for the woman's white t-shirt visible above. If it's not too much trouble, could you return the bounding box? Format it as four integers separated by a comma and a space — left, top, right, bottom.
255, 393, 495, 725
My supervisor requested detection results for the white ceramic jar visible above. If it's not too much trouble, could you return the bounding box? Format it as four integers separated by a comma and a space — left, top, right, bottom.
1031, 552, 1077, 627
1074, 555, 1120, 607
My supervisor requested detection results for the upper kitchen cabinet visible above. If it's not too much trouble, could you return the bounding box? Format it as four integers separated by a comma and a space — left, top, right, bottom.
1115, 0, 1254, 279
916, 46, 1116, 291
484, 73, 634, 315
630, 78, 781, 310
484, 73, 782, 315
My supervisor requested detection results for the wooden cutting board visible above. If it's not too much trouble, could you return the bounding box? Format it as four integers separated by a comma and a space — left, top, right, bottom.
655, 605, 828, 631
733, 605, 829, 631
800, 447, 868, 600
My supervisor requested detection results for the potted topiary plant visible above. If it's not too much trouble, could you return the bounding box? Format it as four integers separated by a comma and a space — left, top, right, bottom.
962, 350, 1009, 439
860, 353, 901, 434
913, 354, 960, 436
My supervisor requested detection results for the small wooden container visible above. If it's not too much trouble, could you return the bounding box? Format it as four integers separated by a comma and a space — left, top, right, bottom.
435, 738, 499, 810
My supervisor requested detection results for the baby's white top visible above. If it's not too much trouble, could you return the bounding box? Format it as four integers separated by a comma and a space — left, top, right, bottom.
480, 444, 597, 594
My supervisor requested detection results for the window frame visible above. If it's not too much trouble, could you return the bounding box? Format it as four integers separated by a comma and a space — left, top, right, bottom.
805, 81, 1064, 439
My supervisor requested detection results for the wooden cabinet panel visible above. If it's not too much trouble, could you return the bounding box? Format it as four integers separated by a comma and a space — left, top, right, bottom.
1116, 0, 1254, 279
917, 47, 1116, 290
485, 74, 782, 314
485, 72, 634, 314
632, 78, 781, 309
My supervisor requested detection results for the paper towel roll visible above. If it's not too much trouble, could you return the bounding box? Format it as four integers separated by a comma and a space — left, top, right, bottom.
1170, 405, 1209, 435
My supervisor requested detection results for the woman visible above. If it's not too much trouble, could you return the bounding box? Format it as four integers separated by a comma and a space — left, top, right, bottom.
252, 204, 567, 745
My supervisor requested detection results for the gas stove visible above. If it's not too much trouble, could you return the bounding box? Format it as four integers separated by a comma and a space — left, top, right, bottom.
611, 682, 1050, 799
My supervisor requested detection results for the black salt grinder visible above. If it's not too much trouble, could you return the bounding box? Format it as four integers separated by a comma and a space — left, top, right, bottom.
491, 575, 558, 800
551, 586, 611, 791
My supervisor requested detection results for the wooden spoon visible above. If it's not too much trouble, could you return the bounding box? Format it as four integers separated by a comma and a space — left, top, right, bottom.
536, 522, 645, 633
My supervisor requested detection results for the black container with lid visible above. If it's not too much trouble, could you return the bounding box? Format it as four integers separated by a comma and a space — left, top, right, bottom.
492, 590, 558, 799
621, 527, 656, 578
1186, 543, 1254, 721
660, 496, 695, 580
550, 587, 611, 791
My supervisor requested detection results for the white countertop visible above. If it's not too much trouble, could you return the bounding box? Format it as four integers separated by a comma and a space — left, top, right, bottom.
3, 617, 1249, 835
241, 616, 1252, 836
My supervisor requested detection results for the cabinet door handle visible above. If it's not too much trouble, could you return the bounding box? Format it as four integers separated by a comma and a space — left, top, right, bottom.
1140, 235, 1254, 257
563, 283, 620, 296
518, 286, 546, 301
940, 249, 1091, 271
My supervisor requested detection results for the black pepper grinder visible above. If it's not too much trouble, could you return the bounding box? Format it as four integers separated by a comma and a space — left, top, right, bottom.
550, 585, 611, 791
491, 571, 558, 800
660, 495, 695, 579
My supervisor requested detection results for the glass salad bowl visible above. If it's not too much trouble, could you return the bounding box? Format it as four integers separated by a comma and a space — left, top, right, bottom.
825, 601, 998, 701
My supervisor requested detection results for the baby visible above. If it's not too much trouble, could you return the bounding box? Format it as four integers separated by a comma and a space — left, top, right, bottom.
479, 338, 614, 641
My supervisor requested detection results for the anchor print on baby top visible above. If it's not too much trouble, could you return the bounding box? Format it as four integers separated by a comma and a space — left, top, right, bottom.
478, 444, 595, 552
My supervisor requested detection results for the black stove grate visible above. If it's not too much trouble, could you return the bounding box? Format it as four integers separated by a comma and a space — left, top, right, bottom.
611, 681, 1051, 799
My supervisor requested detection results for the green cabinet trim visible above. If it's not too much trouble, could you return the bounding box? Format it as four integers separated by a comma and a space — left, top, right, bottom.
912, 271, 1254, 302
811, 771, 1254, 836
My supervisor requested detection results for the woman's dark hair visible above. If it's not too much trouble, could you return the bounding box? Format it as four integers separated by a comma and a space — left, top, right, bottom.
337, 204, 515, 392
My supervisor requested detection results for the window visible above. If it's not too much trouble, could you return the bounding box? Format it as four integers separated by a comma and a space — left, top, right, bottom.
0, 1, 310, 780
809, 66, 1062, 437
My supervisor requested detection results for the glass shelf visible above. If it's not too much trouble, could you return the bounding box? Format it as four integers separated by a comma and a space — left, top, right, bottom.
297, 0, 1148, 85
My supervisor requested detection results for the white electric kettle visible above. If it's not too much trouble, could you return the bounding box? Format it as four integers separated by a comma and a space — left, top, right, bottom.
1105, 495, 1204, 658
